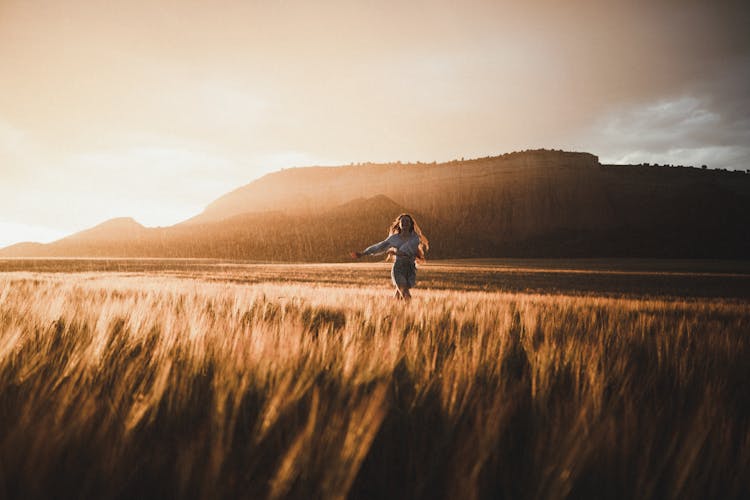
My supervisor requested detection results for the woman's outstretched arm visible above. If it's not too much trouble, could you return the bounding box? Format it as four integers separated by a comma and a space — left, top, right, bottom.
356, 235, 395, 257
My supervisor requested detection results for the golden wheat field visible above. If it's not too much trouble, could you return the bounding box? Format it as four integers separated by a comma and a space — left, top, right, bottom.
0, 260, 749, 499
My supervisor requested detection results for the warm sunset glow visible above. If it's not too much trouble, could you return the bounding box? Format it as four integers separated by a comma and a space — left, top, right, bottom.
1, 0, 748, 247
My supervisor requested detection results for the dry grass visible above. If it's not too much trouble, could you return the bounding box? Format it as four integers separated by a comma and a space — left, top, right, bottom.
0, 271, 748, 499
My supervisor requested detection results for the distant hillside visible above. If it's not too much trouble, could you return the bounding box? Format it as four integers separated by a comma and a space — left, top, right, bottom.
2, 150, 749, 260
185, 150, 600, 225
0, 196, 410, 261
62, 217, 146, 242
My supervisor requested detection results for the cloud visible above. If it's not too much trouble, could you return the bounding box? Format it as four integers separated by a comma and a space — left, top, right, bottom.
0, 118, 36, 182
0, 138, 246, 229
51, 145, 245, 226
611, 146, 750, 170
596, 97, 720, 148
0, 221, 67, 248
588, 95, 750, 169
0, 119, 25, 150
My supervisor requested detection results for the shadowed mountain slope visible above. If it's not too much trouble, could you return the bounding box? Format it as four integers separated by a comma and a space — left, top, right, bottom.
2, 150, 749, 260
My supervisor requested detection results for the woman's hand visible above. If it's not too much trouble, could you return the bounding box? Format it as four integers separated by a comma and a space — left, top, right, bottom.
350, 251, 363, 259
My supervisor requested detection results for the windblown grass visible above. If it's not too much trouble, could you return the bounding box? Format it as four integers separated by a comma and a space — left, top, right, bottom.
0, 273, 748, 499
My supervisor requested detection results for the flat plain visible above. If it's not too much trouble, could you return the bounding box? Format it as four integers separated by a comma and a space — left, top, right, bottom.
0, 259, 748, 499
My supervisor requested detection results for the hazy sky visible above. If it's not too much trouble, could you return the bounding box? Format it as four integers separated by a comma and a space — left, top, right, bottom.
1, 0, 749, 247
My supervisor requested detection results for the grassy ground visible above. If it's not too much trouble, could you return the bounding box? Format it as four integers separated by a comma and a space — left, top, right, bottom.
0, 261, 748, 499
2, 258, 749, 298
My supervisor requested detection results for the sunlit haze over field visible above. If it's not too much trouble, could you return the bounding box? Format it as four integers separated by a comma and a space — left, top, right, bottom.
1, 0, 749, 247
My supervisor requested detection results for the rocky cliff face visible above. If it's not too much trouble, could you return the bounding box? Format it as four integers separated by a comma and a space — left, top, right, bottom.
184, 151, 600, 223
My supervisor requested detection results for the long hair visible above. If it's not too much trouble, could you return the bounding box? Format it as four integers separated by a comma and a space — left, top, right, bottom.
387, 213, 429, 262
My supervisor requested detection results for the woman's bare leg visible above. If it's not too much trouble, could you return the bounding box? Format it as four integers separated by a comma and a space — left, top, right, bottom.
394, 288, 403, 300
399, 286, 411, 301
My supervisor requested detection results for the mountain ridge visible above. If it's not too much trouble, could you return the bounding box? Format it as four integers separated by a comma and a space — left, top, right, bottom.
184, 150, 600, 225
2, 149, 748, 260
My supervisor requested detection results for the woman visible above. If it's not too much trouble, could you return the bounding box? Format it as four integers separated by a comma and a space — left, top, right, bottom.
351, 213, 429, 300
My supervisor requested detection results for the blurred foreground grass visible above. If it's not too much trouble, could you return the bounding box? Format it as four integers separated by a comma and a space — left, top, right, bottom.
0, 267, 748, 499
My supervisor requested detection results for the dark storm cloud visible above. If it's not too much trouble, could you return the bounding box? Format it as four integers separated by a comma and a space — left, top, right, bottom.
563, 0, 750, 168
